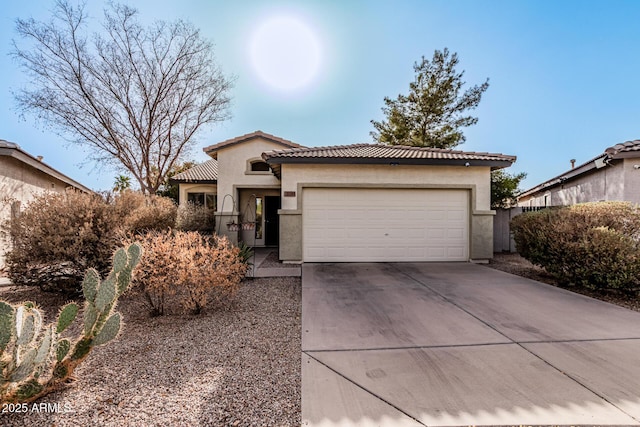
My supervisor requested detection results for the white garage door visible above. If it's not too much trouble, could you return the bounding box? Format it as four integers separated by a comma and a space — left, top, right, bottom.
303, 188, 469, 262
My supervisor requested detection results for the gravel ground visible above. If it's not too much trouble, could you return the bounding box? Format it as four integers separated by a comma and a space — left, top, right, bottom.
485, 252, 640, 312
0, 277, 301, 427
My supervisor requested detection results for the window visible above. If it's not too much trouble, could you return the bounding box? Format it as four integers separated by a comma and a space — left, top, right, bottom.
10, 201, 21, 220
187, 192, 205, 206
187, 193, 216, 210
250, 161, 270, 172
255, 197, 263, 239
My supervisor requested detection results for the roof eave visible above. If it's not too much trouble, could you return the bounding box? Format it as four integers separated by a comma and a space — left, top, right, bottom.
517, 155, 605, 199
169, 178, 217, 185
0, 146, 92, 193
203, 131, 303, 156
263, 156, 514, 168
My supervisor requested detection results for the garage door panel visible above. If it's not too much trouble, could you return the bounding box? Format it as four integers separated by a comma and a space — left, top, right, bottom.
303, 188, 469, 262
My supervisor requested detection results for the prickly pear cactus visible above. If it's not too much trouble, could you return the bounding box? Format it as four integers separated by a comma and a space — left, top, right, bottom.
0, 243, 142, 404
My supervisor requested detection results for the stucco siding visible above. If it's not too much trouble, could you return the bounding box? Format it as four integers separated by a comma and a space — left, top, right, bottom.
278, 163, 493, 262
623, 159, 640, 205
280, 164, 491, 211
215, 137, 285, 205
0, 157, 75, 268
520, 163, 625, 207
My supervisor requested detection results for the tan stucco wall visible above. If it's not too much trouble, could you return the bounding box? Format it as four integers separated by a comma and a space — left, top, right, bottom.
278, 163, 494, 262
0, 157, 76, 268
215, 138, 284, 207
623, 159, 640, 204
280, 164, 491, 211
212, 138, 285, 245
519, 162, 625, 207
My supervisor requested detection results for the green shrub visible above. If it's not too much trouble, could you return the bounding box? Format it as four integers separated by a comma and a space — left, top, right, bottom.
511, 202, 640, 290
6, 192, 121, 293
0, 243, 141, 404
132, 230, 248, 315
175, 202, 215, 233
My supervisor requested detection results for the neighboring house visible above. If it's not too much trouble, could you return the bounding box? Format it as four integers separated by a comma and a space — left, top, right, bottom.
0, 140, 92, 269
171, 130, 515, 263
518, 139, 640, 207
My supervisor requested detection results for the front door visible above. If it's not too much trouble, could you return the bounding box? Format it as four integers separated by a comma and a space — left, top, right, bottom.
264, 196, 280, 247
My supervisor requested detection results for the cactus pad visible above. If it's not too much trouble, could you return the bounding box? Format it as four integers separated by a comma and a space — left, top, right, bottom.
10, 348, 36, 382
95, 276, 116, 313
56, 303, 79, 334
16, 313, 36, 346
116, 269, 132, 294
82, 269, 100, 303
34, 326, 54, 366
0, 301, 14, 352
15, 379, 44, 401
71, 337, 92, 360
83, 305, 98, 336
93, 313, 121, 346
56, 339, 71, 362
112, 248, 128, 274
127, 243, 142, 267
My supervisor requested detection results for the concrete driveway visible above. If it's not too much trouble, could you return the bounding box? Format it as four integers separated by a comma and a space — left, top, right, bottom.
301, 262, 640, 426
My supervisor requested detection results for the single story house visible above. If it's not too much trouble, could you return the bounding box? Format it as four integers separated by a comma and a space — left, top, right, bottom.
171, 130, 516, 263
517, 139, 640, 207
0, 139, 92, 268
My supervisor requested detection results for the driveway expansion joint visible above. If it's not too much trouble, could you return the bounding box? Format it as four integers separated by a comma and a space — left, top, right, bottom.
303, 350, 428, 426
386, 262, 640, 424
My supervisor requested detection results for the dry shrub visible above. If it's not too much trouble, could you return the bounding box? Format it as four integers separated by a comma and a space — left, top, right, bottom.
511, 202, 640, 291
175, 202, 215, 233
4, 190, 176, 295
133, 230, 248, 314
5, 191, 120, 293
114, 191, 177, 233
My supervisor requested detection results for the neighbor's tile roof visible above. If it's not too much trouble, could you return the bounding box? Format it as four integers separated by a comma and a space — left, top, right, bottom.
518, 139, 640, 199
605, 139, 640, 156
170, 159, 218, 182
262, 143, 516, 162
203, 130, 303, 155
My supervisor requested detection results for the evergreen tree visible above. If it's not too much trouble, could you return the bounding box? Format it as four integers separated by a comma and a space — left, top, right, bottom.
371, 48, 489, 149
491, 170, 527, 209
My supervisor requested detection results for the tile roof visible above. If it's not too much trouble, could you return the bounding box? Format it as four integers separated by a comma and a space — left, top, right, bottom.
170, 159, 218, 182
203, 130, 303, 156
518, 139, 640, 199
0, 140, 19, 150
262, 143, 516, 179
605, 139, 640, 156
262, 143, 516, 163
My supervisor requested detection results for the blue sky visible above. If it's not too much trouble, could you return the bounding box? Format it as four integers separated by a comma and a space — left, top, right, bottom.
1, 0, 640, 192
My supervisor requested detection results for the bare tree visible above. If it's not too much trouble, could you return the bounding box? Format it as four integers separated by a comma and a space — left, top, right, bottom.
12, 1, 233, 193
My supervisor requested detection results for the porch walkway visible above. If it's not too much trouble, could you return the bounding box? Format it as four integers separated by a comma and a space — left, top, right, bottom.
248, 247, 301, 278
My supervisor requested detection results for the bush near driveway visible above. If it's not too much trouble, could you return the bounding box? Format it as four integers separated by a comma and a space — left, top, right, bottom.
511, 202, 640, 291
132, 230, 248, 315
